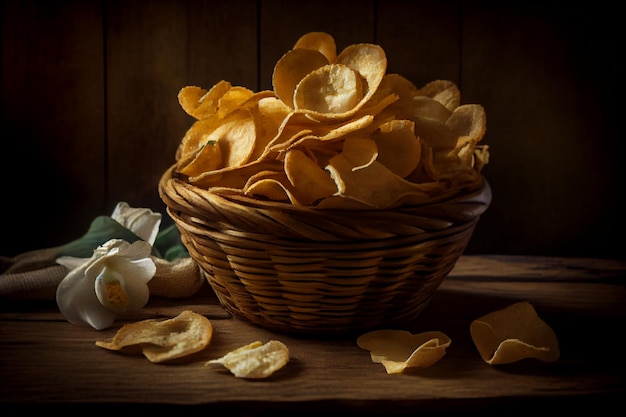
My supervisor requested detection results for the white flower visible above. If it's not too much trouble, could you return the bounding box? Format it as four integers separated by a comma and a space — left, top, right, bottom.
55, 202, 162, 330
56, 239, 156, 330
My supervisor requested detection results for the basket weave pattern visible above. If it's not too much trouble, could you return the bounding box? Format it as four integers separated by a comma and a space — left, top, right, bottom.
159, 166, 491, 335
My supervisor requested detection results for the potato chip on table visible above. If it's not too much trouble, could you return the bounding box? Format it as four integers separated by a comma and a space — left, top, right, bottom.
206, 340, 289, 378
470, 302, 560, 365
95, 310, 213, 363
357, 329, 451, 374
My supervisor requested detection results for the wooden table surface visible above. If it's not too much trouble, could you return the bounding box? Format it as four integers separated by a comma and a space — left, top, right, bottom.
1, 255, 625, 414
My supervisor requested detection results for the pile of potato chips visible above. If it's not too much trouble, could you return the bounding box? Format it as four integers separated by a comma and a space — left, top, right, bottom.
173, 32, 489, 209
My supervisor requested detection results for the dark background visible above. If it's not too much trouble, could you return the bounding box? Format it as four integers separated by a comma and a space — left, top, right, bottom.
1, 0, 623, 260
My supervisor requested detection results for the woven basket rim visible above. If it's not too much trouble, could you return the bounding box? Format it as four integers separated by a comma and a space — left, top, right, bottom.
159, 164, 491, 241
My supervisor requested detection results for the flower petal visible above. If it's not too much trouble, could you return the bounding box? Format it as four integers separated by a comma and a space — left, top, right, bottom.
56, 255, 90, 270
56, 263, 116, 330
115, 240, 154, 261
111, 202, 162, 245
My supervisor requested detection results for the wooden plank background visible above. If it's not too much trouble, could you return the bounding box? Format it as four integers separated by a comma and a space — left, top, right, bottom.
1, 0, 622, 260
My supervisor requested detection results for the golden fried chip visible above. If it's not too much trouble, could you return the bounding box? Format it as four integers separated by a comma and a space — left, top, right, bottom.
326, 153, 421, 208
277, 114, 374, 153
292, 43, 387, 122
335, 43, 387, 105
206, 110, 256, 168
473, 145, 490, 172
357, 330, 451, 374
373, 119, 421, 178
178, 80, 232, 120
95, 310, 213, 363
284, 149, 337, 205
214, 85, 255, 119
341, 136, 378, 170
470, 301, 560, 365
245, 178, 293, 203
411, 116, 457, 152
273, 48, 329, 108
417, 79, 461, 111
377, 73, 419, 100
293, 31, 337, 63
178, 109, 256, 178
446, 104, 487, 145
294, 64, 364, 114
189, 158, 284, 189
405, 95, 453, 122
177, 138, 223, 177
249, 96, 292, 160
244, 170, 294, 202
206, 340, 289, 378
176, 116, 223, 161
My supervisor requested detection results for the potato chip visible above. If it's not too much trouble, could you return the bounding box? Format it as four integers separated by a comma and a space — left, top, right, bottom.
292, 42, 387, 122
326, 153, 422, 208
446, 104, 487, 145
357, 329, 451, 374
176, 116, 223, 161
341, 136, 378, 170
470, 301, 560, 365
249, 96, 293, 160
294, 63, 364, 114
417, 79, 461, 111
276, 114, 374, 153
335, 43, 386, 105
376, 73, 419, 101
206, 340, 289, 378
411, 115, 457, 152
284, 149, 337, 205
95, 310, 213, 363
243, 170, 294, 202
273, 48, 329, 108
213, 85, 255, 119
178, 80, 232, 120
177, 138, 223, 177
404, 95, 452, 122
293, 31, 337, 63
189, 158, 284, 189
179, 109, 257, 178
245, 177, 293, 202
373, 119, 421, 178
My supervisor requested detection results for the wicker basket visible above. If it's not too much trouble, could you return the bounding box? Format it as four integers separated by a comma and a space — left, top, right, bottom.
159, 165, 491, 335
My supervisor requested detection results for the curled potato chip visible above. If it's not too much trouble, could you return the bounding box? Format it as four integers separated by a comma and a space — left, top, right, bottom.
341, 136, 378, 170
357, 329, 451, 374
95, 310, 213, 363
273, 48, 329, 109
293, 31, 337, 63
178, 138, 223, 176
179, 109, 257, 178
326, 153, 422, 208
446, 104, 486, 145
178, 80, 232, 120
207, 340, 289, 378
244, 170, 295, 202
373, 119, 421, 178
417, 79, 461, 111
291, 42, 387, 122
284, 149, 337, 205
470, 301, 560, 365
294, 64, 364, 114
